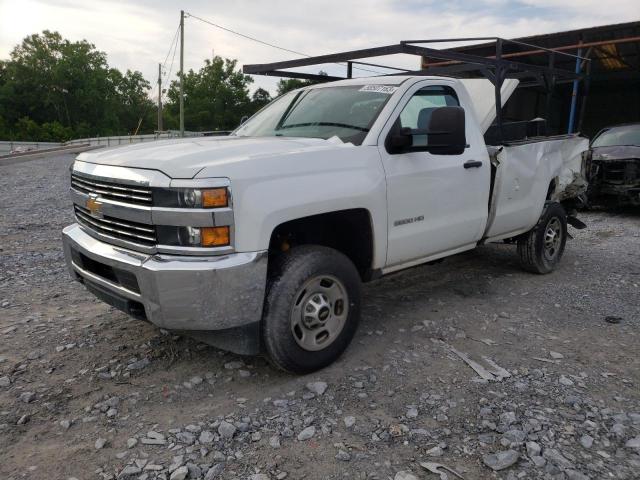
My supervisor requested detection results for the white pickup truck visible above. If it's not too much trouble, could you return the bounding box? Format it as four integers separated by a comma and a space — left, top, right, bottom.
62, 75, 587, 373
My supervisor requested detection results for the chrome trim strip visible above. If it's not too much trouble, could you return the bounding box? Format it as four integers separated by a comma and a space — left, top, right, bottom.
73, 160, 171, 187
156, 243, 234, 256
74, 219, 156, 254
169, 178, 231, 189
75, 210, 156, 242
72, 174, 151, 195
150, 207, 233, 227
75, 206, 154, 233
71, 176, 152, 204
212, 209, 234, 227
151, 208, 214, 227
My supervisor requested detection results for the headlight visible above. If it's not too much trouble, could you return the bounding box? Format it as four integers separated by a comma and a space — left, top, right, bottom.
182, 189, 201, 208
157, 226, 230, 247
154, 187, 229, 208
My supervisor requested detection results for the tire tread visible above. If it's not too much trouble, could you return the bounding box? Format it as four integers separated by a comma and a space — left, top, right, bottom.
517, 201, 567, 274
262, 245, 361, 374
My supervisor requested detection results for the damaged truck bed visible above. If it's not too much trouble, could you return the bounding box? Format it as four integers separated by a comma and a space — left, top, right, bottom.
485, 135, 588, 242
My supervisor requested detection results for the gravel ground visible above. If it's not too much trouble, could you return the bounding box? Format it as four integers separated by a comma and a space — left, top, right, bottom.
1, 153, 639, 480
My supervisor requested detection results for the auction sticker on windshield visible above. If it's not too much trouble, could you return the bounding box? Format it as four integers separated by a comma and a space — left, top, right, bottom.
359, 85, 398, 94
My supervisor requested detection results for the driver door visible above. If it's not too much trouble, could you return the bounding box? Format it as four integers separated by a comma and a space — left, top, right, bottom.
379, 83, 490, 268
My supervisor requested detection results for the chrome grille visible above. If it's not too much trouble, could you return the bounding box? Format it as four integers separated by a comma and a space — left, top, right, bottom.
71, 173, 152, 206
74, 205, 157, 247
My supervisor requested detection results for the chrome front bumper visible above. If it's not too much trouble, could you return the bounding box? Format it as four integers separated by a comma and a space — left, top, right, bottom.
62, 223, 268, 338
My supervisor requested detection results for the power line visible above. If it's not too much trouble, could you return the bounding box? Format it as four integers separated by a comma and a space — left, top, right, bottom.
137, 21, 181, 134
162, 25, 180, 69
165, 29, 180, 80
161, 26, 180, 104
148, 23, 180, 105
184, 12, 388, 76
186, 12, 310, 59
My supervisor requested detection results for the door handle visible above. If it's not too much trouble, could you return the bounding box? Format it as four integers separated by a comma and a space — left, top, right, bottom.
463, 160, 483, 169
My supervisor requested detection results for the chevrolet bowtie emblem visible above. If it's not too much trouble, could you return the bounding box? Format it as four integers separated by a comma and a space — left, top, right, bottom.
86, 194, 103, 216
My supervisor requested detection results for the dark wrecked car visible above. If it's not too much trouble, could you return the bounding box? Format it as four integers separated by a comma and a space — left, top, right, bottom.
586, 123, 640, 206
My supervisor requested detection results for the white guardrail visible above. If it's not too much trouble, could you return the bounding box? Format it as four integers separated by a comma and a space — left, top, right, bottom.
0, 131, 230, 155
0, 141, 60, 154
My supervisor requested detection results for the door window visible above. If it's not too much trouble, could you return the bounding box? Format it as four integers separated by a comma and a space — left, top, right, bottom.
396, 86, 459, 147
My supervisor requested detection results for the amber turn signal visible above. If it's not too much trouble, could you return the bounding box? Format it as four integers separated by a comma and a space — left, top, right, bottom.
202, 188, 228, 208
200, 226, 230, 247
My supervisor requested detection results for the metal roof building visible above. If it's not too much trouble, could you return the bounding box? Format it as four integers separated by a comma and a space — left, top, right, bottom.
245, 21, 640, 140
437, 21, 640, 137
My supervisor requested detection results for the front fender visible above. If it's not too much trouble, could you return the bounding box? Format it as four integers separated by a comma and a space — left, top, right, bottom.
198, 146, 389, 269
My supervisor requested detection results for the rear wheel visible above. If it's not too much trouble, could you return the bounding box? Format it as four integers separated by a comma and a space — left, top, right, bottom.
262, 245, 361, 374
517, 202, 567, 274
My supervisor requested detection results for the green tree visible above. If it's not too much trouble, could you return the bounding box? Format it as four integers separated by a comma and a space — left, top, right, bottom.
166, 57, 253, 131
112, 69, 155, 134
276, 79, 311, 96
0, 114, 6, 139
251, 87, 272, 111
0, 31, 154, 140
0, 31, 286, 140
40, 121, 74, 142
276, 71, 328, 96
13, 116, 41, 140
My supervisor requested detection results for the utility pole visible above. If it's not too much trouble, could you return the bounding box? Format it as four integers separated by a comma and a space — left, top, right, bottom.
157, 63, 163, 132
179, 10, 185, 137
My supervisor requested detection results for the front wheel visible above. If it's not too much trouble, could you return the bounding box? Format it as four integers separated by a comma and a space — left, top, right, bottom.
517, 202, 567, 274
262, 245, 361, 374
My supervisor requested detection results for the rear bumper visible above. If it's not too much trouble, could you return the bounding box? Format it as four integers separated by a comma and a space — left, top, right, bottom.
62, 223, 268, 342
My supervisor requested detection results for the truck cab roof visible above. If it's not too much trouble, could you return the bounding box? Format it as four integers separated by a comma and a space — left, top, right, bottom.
305, 75, 441, 88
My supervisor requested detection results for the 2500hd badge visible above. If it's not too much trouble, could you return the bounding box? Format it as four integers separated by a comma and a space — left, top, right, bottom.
394, 215, 425, 227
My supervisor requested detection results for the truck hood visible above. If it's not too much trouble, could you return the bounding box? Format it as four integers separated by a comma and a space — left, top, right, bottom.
76, 136, 353, 179
460, 78, 519, 133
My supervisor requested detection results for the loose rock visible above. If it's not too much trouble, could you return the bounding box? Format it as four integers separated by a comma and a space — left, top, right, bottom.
218, 420, 236, 439
483, 450, 520, 471
306, 381, 328, 396
297, 426, 316, 441
394, 472, 418, 480
169, 466, 188, 480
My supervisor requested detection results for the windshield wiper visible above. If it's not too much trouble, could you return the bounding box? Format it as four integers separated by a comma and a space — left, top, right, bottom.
275, 91, 308, 131
277, 122, 369, 132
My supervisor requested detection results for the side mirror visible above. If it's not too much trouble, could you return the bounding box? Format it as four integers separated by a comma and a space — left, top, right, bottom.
387, 106, 467, 155
390, 127, 413, 149
426, 106, 466, 155
239, 115, 249, 125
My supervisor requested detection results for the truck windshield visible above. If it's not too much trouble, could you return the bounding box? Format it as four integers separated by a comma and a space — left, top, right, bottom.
233, 85, 395, 145
591, 124, 640, 147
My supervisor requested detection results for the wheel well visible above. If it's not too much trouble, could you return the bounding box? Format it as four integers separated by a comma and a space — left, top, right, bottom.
269, 209, 374, 281
546, 178, 558, 200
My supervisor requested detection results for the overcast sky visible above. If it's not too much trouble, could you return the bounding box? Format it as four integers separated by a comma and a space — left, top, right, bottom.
0, 0, 637, 97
